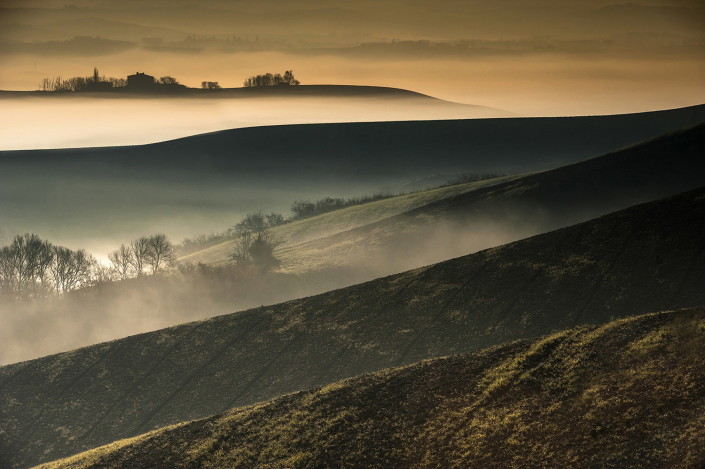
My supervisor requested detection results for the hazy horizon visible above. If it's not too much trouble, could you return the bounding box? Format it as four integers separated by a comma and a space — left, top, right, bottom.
1, 0, 703, 123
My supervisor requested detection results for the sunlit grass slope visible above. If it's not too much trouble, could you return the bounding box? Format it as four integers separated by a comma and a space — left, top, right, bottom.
178, 174, 520, 266
37, 307, 705, 469
182, 123, 705, 275
2, 186, 705, 468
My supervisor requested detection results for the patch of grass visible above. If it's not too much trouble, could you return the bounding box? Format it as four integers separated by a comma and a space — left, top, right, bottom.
35, 308, 705, 469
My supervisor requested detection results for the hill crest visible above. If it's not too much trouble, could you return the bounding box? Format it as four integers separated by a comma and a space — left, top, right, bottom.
2, 185, 705, 468
34, 307, 705, 469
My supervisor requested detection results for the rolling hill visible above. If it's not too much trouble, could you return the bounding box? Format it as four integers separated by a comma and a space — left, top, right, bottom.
1, 103, 704, 251
5, 122, 704, 367
34, 307, 705, 469
2, 185, 705, 468
184, 122, 705, 275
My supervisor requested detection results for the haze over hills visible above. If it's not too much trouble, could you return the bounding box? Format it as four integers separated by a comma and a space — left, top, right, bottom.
2, 186, 705, 468
186, 122, 705, 274
1, 103, 704, 255
33, 307, 705, 469
3, 122, 705, 366
2, 122, 704, 367
0, 84, 507, 151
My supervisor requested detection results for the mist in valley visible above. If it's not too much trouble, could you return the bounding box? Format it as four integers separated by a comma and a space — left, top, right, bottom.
1, 183, 655, 365
0, 212, 551, 366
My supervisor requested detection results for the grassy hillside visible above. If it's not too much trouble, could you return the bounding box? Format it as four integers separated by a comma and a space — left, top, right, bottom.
2, 186, 705, 468
178, 173, 520, 266
35, 307, 705, 469
184, 123, 705, 275
1, 104, 704, 252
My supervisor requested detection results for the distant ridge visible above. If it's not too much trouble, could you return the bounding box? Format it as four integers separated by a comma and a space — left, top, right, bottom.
2, 185, 705, 468
34, 307, 705, 469
0, 84, 501, 109
3, 103, 705, 175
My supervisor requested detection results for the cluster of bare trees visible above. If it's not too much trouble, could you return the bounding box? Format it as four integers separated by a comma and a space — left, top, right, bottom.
0, 233, 175, 299
243, 70, 300, 87
39, 68, 124, 92
0, 234, 96, 299
229, 212, 283, 272
290, 193, 393, 220
158, 76, 182, 86
108, 234, 175, 279
177, 212, 285, 257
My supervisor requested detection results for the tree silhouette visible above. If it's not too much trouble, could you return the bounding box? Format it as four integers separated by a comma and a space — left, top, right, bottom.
145, 234, 175, 274
244, 70, 300, 87
109, 244, 134, 280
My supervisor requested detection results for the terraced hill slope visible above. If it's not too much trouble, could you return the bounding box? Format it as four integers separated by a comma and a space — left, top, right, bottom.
35, 307, 705, 469
2, 186, 705, 468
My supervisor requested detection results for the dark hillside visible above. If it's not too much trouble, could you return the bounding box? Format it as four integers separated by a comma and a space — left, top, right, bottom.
4, 103, 704, 178
37, 307, 705, 469
2, 186, 705, 468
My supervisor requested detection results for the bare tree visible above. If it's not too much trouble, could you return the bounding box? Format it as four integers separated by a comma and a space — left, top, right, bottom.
158, 76, 179, 85
130, 237, 150, 276
109, 244, 134, 279
0, 245, 17, 296
50, 246, 94, 293
230, 228, 281, 271
230, 230, 255, 264
0, 234, 54, 297
146, 234, 175, 274
92, 262, 116, 284
248, 231, 282, 272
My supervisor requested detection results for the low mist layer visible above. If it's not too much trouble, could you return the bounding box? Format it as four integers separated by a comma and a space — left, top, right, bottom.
0, 92, 506, 150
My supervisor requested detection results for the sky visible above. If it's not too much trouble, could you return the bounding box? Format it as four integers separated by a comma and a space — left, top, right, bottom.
0, 0, 703, 116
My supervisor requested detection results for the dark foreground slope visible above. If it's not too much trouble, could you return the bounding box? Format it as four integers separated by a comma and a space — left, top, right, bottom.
2, 187, 705, 468
1, 104, 704, 250
36, 307, 705, 469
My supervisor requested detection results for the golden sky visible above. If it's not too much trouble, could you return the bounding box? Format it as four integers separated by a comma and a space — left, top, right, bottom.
0, 0, 703, 114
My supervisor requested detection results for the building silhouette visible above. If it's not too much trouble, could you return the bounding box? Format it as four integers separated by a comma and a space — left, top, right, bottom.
127, 72, 155, 89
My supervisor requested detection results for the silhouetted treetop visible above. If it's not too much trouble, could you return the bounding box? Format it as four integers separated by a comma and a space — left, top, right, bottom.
244, 70, 300, 87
